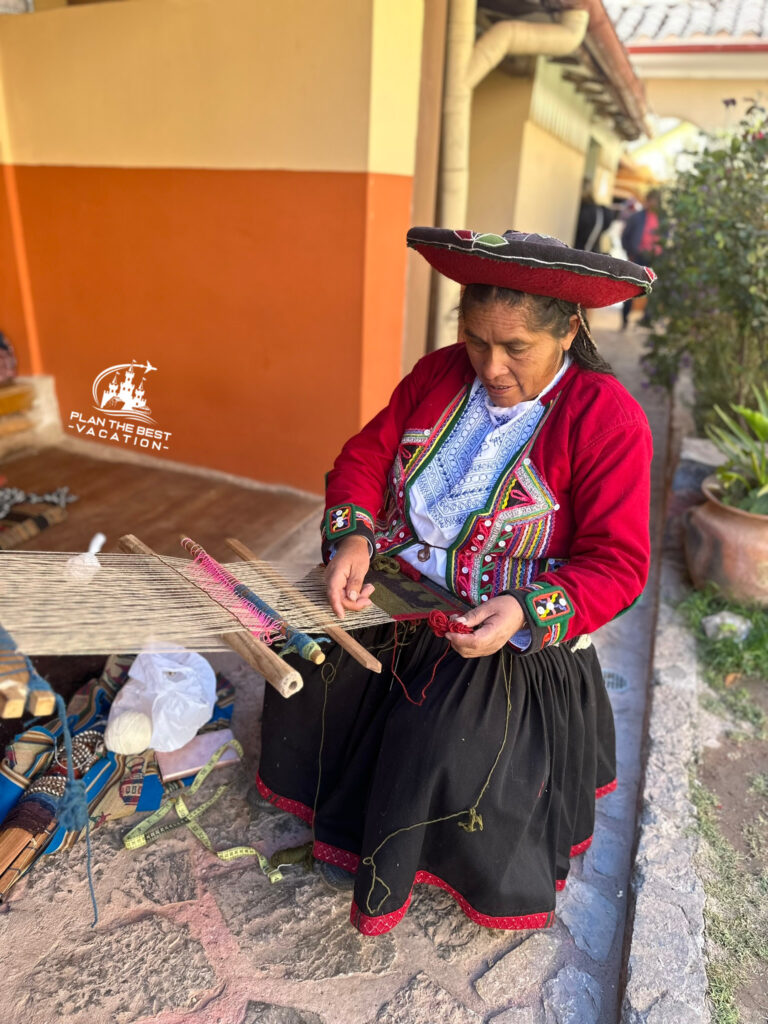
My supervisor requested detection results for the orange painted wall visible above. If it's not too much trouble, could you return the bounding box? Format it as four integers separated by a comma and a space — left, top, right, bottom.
0, 167, 31, 375
360, 173, 416, 425
11, 166, 411, 492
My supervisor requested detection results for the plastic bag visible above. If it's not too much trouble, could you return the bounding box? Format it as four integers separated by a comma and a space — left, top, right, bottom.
104, 646, 217, 754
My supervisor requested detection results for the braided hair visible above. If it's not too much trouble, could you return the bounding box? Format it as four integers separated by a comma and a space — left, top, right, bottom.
458, 284, 613, 375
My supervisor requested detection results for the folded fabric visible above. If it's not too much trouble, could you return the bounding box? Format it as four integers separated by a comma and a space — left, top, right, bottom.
0, 654, 235, 900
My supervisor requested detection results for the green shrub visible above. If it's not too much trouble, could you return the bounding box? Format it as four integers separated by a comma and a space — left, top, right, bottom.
644, 103, 768, 427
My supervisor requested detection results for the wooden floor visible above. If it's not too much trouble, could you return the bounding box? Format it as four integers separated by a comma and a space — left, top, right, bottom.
0, 445, 323, 562
0, 445, 324, 745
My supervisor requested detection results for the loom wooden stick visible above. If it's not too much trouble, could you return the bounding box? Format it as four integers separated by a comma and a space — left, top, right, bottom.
0, 819, 59, 902
116, 534, 303, 699
181, 535, 325, 666
225, 537, 383, 674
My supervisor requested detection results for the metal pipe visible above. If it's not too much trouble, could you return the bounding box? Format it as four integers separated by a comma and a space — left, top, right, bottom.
466, 10, 589, 89
434, 2, 590, 348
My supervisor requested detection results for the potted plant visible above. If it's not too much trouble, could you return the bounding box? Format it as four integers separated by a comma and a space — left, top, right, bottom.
685, 385, 768, 603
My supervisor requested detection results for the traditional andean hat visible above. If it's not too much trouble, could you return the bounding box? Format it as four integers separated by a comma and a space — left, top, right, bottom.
407, 227, 655, 308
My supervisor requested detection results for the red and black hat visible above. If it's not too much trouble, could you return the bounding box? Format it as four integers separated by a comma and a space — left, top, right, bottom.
407, 227, 655, 308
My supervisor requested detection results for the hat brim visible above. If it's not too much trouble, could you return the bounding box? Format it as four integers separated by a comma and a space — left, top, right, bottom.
407, 227, 655, 308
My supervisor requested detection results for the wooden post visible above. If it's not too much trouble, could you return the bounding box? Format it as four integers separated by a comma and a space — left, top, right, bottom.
0, 650, 56, 718
0, 682, 28, 719
26, 690, 56, 717
116, 534, 303, 699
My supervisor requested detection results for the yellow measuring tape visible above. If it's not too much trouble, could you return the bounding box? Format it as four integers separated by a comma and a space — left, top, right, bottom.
123, 737, 283, 883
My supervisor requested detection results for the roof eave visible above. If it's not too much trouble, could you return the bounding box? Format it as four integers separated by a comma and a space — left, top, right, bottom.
548, 0, 650, 138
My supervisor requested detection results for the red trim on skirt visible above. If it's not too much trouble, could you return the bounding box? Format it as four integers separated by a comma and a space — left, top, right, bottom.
569, 835, 593, 858
256, 773, 314, 825
351, 872, 556, 935
313, 840, 360, 873
257, 772, 617, 932
595, 777, 618, 799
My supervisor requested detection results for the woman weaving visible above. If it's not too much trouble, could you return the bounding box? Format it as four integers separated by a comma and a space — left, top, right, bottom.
258, 228, 654, 935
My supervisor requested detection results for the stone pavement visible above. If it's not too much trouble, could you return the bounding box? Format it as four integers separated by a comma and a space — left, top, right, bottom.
0, 315, 679, 1024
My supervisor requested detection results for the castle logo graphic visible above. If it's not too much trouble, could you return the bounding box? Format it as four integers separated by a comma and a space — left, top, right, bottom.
92, 360, 157, 424
67, 358, 173, 453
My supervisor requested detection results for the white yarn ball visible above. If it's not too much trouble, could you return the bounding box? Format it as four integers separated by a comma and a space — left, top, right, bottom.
104, 710, 153, 754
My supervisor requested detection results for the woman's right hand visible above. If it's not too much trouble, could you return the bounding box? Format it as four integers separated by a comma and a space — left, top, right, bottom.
326, 535, 375, 619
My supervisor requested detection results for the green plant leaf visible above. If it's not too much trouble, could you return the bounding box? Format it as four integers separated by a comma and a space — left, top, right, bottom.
752, 384, 768, 418
732, 404, 768, 442
741, 491, 768, 515
713, 407, 765, 465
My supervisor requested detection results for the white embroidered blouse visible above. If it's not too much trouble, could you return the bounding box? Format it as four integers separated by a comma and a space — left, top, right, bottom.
398, 355, 571, 647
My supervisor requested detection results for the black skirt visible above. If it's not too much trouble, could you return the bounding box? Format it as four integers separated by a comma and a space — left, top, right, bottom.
257, 622, 616, 935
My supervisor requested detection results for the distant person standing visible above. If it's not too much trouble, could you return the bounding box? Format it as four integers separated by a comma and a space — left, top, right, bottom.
574, 187, 616, 253
621, 190, 661, 328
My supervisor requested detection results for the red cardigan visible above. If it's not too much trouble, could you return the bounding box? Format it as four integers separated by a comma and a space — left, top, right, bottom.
322, 343, 652, 652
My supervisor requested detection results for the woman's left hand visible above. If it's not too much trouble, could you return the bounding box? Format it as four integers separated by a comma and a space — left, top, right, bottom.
448, 595, 526, 658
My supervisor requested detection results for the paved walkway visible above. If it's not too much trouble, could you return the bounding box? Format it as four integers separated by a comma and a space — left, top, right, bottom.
0, 316, 671, 1024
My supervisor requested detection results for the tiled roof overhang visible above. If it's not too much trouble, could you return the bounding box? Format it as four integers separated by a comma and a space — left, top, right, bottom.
479, 0, 650, 139
603, 0, 768, 47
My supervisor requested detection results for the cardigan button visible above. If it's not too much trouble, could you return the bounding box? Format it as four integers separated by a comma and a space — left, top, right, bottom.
482, 574, 489, 582
524, 457, 531, 465
470, 546, 477, 552
484, 556, 492, 563
477, 534, 485, 541
484, 519, 492, 527
461, 567, 469, 574
554, 503, 560, 510
481, 594, 488, 602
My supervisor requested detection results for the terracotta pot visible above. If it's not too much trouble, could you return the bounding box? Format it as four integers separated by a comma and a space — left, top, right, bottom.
684, 475, 768, 605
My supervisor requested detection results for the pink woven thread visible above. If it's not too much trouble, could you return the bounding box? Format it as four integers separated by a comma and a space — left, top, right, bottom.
180, 537, 283, 644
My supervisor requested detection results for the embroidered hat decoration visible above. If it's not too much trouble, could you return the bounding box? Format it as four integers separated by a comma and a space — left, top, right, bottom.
407, 227, 656, 308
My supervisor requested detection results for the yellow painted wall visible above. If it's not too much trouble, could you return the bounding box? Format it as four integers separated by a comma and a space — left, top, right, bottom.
467, 71, 532, 232
368, 0, 424, 175
645, 77, 768, 131
0, 0, 421, 176
468, 62, 620, 242
0, 0, 425, 491
513, 120, 584, 242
